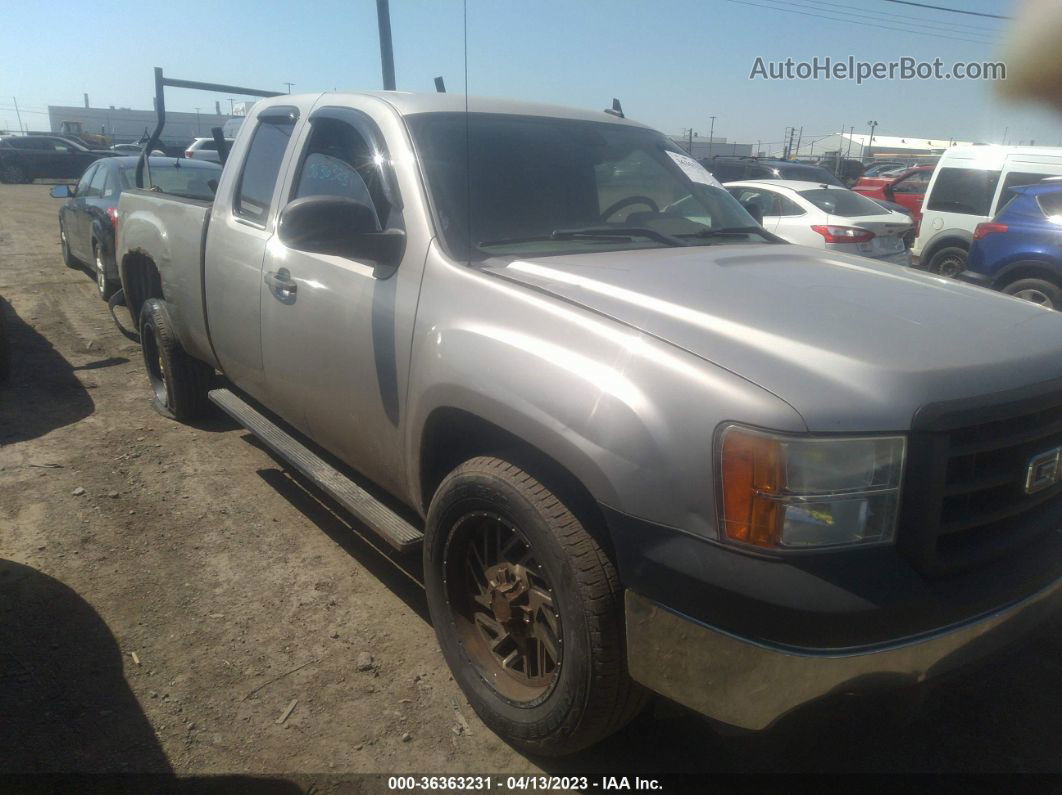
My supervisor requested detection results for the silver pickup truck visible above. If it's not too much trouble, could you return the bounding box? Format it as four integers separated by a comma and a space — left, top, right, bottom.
116, 91, 1062, 755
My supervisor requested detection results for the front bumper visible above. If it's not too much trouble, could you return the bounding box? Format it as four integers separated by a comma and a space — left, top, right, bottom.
625, 577, 1062, 730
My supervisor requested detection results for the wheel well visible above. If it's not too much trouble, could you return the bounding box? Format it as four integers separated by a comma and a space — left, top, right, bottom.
121, 251, 163, 326
418, 407, 615, 560
995, 261, 1062, 290
924, 237, 969, 263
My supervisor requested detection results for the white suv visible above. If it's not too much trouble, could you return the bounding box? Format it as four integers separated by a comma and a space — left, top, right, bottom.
183, 137, 234, 163
913, 145, 1062, 275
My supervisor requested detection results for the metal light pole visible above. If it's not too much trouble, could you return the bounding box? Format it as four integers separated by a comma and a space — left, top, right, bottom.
195, 107, 201, 135
707, 115, 716, 160
866, 120, 878, 159
377, 0, 397, 91
12, 97, 24, 134
283, 82, 295, 94
228, 98, 235, 115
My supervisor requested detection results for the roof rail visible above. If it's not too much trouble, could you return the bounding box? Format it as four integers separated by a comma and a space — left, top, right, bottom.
136, 67, 282, 189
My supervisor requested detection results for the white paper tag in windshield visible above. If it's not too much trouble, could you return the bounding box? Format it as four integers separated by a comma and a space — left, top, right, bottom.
666, 151, 723, 188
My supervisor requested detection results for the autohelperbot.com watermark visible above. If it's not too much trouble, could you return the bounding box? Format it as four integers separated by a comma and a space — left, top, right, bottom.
749, 56, 1006, 84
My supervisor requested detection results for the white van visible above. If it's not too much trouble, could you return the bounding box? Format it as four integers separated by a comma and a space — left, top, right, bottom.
913, 145, 1062, 275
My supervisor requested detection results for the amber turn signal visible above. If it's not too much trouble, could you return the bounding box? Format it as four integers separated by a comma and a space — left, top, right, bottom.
719, 428, 785, 547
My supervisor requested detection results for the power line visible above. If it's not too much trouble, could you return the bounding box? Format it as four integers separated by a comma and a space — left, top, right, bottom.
722, 0, 999, 46
882, 0, 1011, 20
799, 0, 1002, 33
786, 0, 997, 42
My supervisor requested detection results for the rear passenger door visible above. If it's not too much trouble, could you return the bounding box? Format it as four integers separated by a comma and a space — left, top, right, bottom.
204, 106, 300, 402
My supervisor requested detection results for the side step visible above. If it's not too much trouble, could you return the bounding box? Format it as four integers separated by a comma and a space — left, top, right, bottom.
208, 388, 423, 552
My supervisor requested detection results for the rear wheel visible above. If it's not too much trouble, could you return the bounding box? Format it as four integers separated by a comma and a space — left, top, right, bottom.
139, 298, 213, 421
424, 456, 647, 756
93, 243, 118, 301
60, 222, 79, 268
926, 245, 968, 277
1002, 277, 1062, 310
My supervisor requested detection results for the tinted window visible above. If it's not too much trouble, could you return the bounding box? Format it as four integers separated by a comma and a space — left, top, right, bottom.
926, 167, 1001, 215
1036, 190, 1062, 220
7, 138, 42, 150
705, 162, 746, 182
121, 164, 220, 200
75, 164, 97, 195
85, 164, 108, 197
798, 188, 884, 217
102, 166, 120, 199
234, 118, 295, 224
890, 170, 930, 194
998, 171, 1054, 208
293, 118, 381, 227
197, 140, 218, 151
777, 164, 843, 186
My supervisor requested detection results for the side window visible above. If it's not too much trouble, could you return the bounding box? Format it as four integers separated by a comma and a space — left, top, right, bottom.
47, 139, 73, 152
775, 195, 805, 216
997, 171, 1054, 209
1037, 191, 1062, 221
234, 117, 296, 225
102, 167, 120, 199
75, 164, 97, 196
891, 171, 929, 194
293, 118, 380, 228
707, 162, 744, 182
730, 188, 777, 216
85, 164, 108, 198
926, 167, 1001, 215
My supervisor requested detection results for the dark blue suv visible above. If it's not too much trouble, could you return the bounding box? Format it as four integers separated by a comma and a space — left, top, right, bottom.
961, 183, 1062, 309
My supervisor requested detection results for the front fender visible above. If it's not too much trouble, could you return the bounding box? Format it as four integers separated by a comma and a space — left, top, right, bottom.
406, 246, 806, 537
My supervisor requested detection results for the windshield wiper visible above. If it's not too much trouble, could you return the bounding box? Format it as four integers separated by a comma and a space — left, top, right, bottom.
480, 226, 686, 248
678, 226, 764, 238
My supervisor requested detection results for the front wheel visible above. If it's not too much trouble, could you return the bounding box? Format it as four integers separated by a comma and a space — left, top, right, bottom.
424, 456, 647, 756
139, 298, 213, 421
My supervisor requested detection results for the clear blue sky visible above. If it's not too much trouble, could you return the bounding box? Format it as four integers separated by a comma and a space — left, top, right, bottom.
2, 0, 1058, 149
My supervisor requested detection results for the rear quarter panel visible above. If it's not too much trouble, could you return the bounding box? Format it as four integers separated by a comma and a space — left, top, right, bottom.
117, 190, 215, 364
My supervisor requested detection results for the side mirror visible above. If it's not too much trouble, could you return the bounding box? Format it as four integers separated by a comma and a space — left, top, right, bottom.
742, 201, 763, 225
277, 195, 405, 268
50, 185, 73, 199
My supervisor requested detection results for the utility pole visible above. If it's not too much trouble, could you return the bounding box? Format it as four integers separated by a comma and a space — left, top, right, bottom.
12, 97, 24, 134
836, 124, 844, 172
844, 125, 855, 163
195, 107, 201, 135
707, 115, 716, 160
795, 126, 804, 159
283, 82, 295, 94
688, 128, 695, 155
376, 0, 397, 91
228, 98, 235, 115
1002, 126, 1009, 145
866, 120, 879, 160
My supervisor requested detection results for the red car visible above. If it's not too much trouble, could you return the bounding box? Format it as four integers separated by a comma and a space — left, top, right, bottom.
852, 165, 934, 222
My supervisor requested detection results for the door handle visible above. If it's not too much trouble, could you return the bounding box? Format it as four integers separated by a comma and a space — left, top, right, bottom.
265, 269, 297, 295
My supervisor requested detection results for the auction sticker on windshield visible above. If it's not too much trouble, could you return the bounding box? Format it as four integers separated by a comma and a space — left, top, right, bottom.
666, 151, 724, 188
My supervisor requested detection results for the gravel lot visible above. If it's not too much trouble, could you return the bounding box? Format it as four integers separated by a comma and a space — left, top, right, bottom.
1, 183, 1060, 780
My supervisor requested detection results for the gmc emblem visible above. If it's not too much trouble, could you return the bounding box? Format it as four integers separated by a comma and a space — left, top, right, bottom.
1024, 447, 1062, 494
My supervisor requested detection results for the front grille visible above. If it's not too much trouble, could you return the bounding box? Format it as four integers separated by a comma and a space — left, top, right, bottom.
900, 386, 1062, 576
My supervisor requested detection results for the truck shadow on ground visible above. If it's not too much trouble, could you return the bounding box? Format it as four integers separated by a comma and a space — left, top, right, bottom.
0, 558, 170, 772
0, 298, 96, 444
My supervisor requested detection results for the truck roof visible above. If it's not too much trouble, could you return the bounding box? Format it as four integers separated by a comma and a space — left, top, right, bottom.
252, 91, 650, 128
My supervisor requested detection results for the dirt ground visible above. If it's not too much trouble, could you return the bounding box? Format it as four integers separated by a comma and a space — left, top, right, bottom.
1, 182, 1061, 782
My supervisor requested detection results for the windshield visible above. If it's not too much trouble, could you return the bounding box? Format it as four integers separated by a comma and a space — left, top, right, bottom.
798, 188, 886, 217
407, 112, 774, 261
120, 163, 219, 200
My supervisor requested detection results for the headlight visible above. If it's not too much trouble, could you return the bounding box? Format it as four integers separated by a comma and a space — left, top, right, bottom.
717, 424, 905, 550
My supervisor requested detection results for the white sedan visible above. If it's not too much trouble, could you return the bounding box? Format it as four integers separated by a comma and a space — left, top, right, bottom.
724, 179, 913, 265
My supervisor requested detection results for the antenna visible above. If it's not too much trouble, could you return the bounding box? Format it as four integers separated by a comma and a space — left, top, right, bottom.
434, 76, 446, 93
604, 98, 624, 118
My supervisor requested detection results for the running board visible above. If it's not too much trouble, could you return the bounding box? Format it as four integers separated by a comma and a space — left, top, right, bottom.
208, 388, 423, 552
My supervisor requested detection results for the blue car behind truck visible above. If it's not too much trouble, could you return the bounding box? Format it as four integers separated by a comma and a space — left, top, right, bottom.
961, 183, 1062, 309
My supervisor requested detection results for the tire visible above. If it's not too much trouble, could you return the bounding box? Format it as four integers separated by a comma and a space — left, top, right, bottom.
424, 456, 648, 756
60, 221, 79, 268
0, 162, 29, 184
0, 303, 9, 384
93, 242, 118, 301
1002, 277, 1062, 310
139, 298, 213, 421
926, 245, 968, 277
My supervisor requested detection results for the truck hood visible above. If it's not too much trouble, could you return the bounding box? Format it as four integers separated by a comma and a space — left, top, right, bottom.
484, 244, 1062, 431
